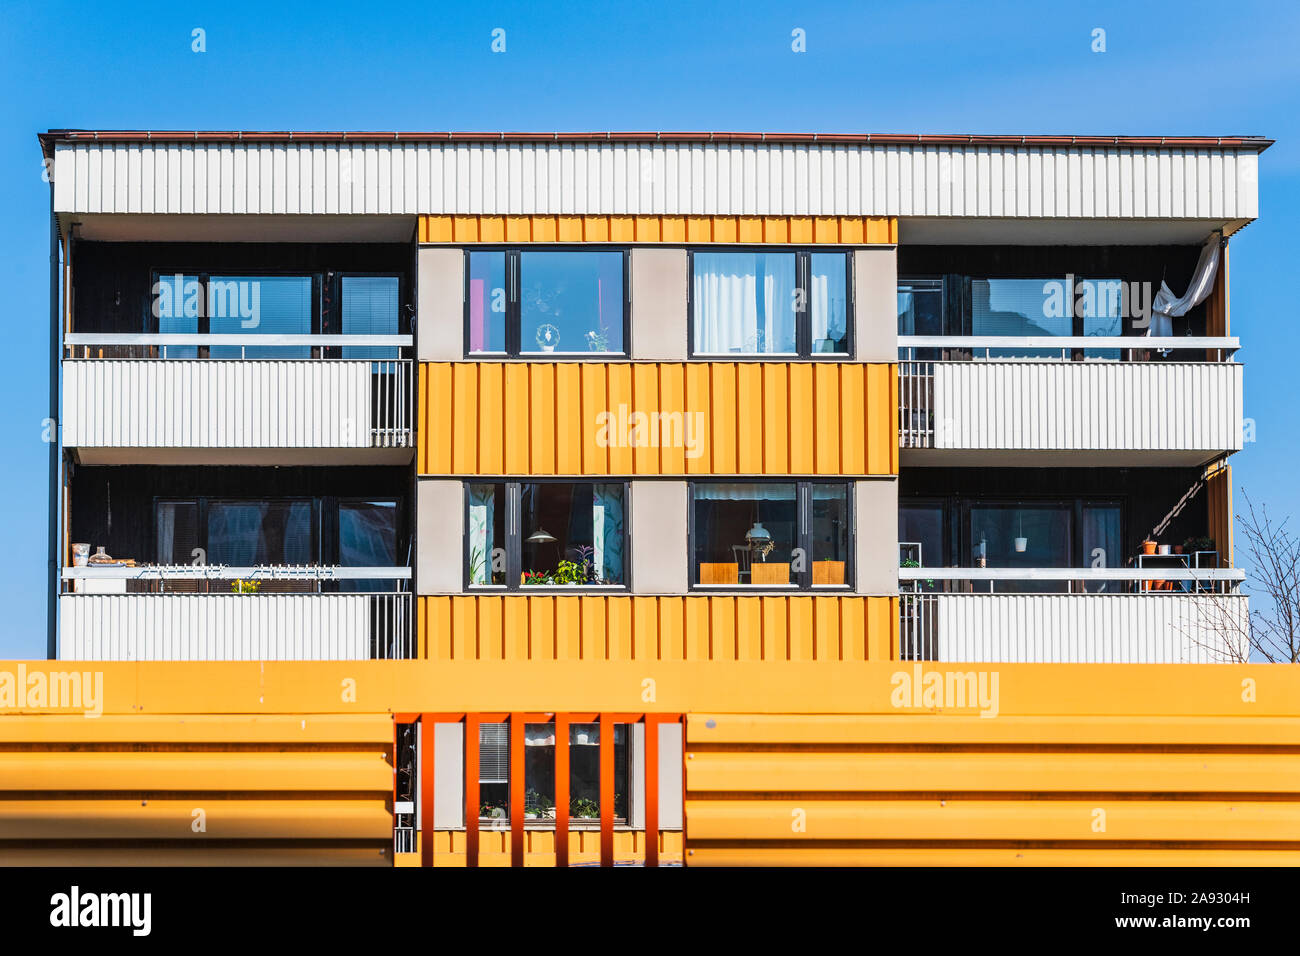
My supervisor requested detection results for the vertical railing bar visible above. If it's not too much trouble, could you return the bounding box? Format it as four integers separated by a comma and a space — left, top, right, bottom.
644, 715, 660, 868
464, 715, 480, 869
555, 713, 570, 868
510, 713, 526, 867
420, 714, 436, 868
599, 713, 614, 867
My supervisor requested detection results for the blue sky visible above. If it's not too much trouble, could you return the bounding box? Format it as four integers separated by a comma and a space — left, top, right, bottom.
0, 0, 1297, 657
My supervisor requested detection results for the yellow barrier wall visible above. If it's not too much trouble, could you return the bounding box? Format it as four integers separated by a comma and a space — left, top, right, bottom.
419, 214, 897, 245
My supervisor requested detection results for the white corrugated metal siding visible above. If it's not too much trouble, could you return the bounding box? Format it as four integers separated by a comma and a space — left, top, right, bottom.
63, 360, 371, 448
935, 593, 1249, 663
58, 594, 371, 660
933, 361, 1243, 452
52, 141, 1260, 220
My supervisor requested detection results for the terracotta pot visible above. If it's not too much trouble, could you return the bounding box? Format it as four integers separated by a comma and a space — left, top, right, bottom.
1141, 540, 1158, 555
1173, 545, 1184, 554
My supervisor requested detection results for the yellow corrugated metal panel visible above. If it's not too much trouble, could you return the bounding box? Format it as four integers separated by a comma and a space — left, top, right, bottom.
417, 362, 897, 476
0, 799, 392, 840
0, 752, 392, 792
685, 712, 1300, 866
400, 829, 684, 867
420, 595, 889, 661
0, 712, 394, 866
686, 847, 1300, 867
420, 215, 896, 244
686, 751, 1300, 793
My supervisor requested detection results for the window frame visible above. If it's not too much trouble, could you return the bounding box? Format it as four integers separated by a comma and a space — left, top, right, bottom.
688, 479, 855, 591
462, 479, 632, 592
686, 247, 855, 360
462, 247, 632, 360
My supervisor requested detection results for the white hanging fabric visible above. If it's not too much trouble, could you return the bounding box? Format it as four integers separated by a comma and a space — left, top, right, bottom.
1147, 235, 1222, 338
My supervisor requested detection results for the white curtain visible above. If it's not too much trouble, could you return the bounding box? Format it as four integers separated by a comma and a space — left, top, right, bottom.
1148, 235, 1222, 338
467, 485, 496, 585
693, 253, 796, 354
694, 483, 797, 501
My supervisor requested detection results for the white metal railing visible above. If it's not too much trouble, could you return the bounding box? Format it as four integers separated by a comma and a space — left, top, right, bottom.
899, 566, 1244, 594
898, 360, 934, 448
898, 335, 1239, 361
59, 566, 414, 660
64, 332, 412, 360
896, 590, 1249, 664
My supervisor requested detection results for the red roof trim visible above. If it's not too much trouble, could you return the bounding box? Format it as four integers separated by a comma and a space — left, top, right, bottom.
37, 130, 1274, 153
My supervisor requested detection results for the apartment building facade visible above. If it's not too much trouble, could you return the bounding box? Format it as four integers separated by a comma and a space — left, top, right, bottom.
32, 130, 1275, 866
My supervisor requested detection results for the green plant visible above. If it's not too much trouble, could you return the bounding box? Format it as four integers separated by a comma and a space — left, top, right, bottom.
1183, 536, 1217, 554
231, 579, 260, 594
552, 559, 586, 585
469, 545, 485, 583
522, 570, 553, 585
524, 789, 552, 815
480, 803, 506, 819
569, 796, 599, 819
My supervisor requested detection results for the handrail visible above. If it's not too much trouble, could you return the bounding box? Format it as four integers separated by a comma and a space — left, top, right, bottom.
899, 334, 1238, 354
65, 333, 412, 347
62, 564, 412, 580
899, 567, 1244, 582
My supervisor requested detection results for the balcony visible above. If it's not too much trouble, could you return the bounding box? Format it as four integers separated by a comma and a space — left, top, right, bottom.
59, 565, 413, 661
898, 336, 1242, 466
898, 567, 1248, 663
63, 333, 413, 465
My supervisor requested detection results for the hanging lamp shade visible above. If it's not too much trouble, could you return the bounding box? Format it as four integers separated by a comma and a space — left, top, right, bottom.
526, 528, 557, 544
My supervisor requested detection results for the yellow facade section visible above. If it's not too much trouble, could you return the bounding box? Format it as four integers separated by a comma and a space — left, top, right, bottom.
418, 362, 898, 476
419, 214, 897, 245
395, 829, 684, 867
683, 712, 1300, 866
418, 595, 897, 663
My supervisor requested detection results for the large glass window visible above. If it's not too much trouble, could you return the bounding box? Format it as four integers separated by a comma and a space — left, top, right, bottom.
692, 481, 851, 589
208, 276, 313, 358
466, 250, 627, 357
465, 481, 627, 590
206, 500, 315, 565
340, 275, 400, 359
692, 250, 850, 357
339, 499, 400, 592
156, 499, 200, 564
1082, 502, 1122, 592
153, 273, 200, 357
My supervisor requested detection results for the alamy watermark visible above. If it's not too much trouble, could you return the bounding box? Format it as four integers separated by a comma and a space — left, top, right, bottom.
0, 664, 103, 717
890, 663, 999, 718
152, 275, 261, 328
595, 404, 705, 459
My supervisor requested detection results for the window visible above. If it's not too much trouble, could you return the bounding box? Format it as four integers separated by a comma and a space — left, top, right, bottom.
897, 278, 944, 360
691, 481, 851, 589
152, 497, 404, 569
476, 721, 631, 825
466, 250, 628, 357
339, 275, 401, 359
208, 276, 314, 359
691, 250, 851, 357
465, 481, 627, 589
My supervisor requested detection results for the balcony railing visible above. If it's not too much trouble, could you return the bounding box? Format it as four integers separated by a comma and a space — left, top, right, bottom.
63, 334, 413, 450
59, 565, 413, 661
898, 336, 1241, 452
898, 567, 1248, 663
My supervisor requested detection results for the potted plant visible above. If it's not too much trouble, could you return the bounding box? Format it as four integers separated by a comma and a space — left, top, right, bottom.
569, 796, 599, 820
1141, 539, 1158, 555
522, 570, 553, 586
231, 579, 260, 594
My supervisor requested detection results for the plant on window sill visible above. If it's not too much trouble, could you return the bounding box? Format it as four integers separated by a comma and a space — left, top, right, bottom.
231, 579, 260, 594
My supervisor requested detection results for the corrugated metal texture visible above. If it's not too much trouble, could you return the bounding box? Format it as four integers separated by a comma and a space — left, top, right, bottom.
0, 714, 393, 866
684, 713, 1300, 866
63, 359, 372, 448
419, 362, 898, 476
419, 595, 896, 662
933, 594, 1249, 663
933, 361, 1243, 452
59, 594, 372, 660
396, 829, 684, 867
420, 214, 896, 243
53, 141, 1260, 220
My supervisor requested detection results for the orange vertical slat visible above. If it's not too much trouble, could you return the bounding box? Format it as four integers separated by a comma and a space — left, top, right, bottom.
659, 596, 684, 661
581, 364, 608, 475
503, 364, 531, 474
814, 364, 840, 474
762, 364, 789, 474
423, 363, 453, 474
555, 363, 583, 475
510, 714, 525, 867
736, 597, 763, 661
658, 364, 687, 475
607, 596, 632, 661
419, 715, 434, 867
478, 363, 504, 475
736, 363, 764, 475
644, 715, 660, 868
452, 364, 479, 473
599, 713, 614, 867
555, 595, 582, 661
464, 716, 480, 868
710, 363, 737, 474
606, 364, 634, 475
555, 714, 570, 867
529, 363, 556, 474
840, 363, 865, 474
788, 363, 814, 474
684, 364, 711, 474
632, 363, 660, 475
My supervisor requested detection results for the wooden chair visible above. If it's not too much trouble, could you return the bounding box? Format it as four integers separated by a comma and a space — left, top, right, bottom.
750, 562, 790, 585
699, 562, 739, 585
812, 560, 846, 585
